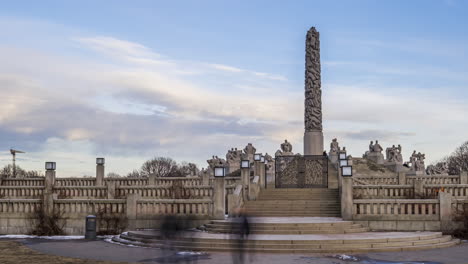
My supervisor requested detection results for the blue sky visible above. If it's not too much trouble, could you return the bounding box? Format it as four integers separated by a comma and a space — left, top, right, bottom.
1, 0, 468, 176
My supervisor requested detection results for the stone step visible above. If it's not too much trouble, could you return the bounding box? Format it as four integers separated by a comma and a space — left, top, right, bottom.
204, 222, 363, 228
202, 228, 370, 235
114, 231, 459, 253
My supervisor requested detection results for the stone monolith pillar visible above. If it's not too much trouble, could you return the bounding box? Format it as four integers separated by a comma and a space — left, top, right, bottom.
304, 27, 324, 155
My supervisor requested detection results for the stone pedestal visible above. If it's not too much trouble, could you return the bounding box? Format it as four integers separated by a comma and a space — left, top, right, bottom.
341, 177, 353, 220
398, 172, 407, 185
304, 131, 324, 156
366, 152, 384, 165
406, 170, 424, 176
384, 162, 406, 173
126, 193, 140, 230
329, 153, 338, 165
96, 164, 104, 186
439, 191, 453, 231
213, 177, 225, 219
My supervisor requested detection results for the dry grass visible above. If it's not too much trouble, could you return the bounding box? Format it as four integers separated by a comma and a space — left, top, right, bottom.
0, 241, 128, 264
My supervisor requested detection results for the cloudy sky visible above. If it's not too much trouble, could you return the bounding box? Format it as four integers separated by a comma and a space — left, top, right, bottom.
1, 0, 468, 177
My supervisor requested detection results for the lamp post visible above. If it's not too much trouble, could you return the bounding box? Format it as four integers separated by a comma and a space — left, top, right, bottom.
96, 158, 105, 186
213, 166, 225, 219
341, 165, 353, 220
254, 153, 265, 189
44, 162, 56, 193
240, 160, 250, 199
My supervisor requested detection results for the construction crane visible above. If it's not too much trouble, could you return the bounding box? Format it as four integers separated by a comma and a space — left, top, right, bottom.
10, 149, 25, 178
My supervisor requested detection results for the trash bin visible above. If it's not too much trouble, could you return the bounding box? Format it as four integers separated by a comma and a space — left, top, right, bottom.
85, 215, 97, 239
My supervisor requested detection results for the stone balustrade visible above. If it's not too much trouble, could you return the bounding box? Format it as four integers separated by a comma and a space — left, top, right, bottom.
406, 175, 460, 185
425, 184, 468, 198
0, 178, 45, 186
0, 186, 44, 198
115, 186, 213, 198
353, 177, 399, 185
136, 199, 212, 216
54, 186, 108, 199
353, 199, 440, 220
353, 185, 414, 199
0, 199, 42, 213
55, 178, 96, 186
54, 199, 126, 214
225, 176, 241, 186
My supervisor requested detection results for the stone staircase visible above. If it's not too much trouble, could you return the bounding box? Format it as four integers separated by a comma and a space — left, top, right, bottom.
112, 188, 460, 253
113, 220, 459, 253
244, 188, 340, 217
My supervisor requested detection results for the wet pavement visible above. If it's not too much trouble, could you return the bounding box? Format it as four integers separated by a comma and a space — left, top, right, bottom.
12, 238, 468, 264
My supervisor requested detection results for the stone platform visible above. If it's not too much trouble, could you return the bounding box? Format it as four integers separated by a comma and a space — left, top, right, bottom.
113, 217, 460, 253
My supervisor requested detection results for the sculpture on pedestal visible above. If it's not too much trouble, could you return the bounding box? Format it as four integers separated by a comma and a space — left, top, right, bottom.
364, 140, 385, 165
386, 144, 403, 163
275, 140, 294, 156
426, 162, 449, 175
330, 138, 340, 155
243, 143, 256, 161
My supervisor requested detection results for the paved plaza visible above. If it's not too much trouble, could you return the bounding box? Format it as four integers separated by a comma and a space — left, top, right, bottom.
10, 238, 468, 264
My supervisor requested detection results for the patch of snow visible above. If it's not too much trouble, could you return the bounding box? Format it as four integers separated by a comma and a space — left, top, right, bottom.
104, 237, 150, 248
333, 254, 359, 261
176, 251, 207, 256
0, 235, 84, 240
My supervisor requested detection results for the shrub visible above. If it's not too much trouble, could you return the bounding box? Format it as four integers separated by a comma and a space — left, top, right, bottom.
30, 207, 66, 236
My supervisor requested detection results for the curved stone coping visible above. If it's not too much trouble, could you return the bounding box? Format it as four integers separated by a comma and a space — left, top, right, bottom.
137, 199, 212, 203
354, 199, 438, 203
425, 184, 468, 187
117, 186, 212, 189
127, 230, 442, 242
0, 186, 44, 189
353, 185, 413, 188
218, 217, 345, 224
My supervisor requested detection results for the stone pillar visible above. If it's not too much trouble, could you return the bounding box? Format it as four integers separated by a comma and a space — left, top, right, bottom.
241, 167, 250, 200
414, 179, 424, 198
148, 173, 156, 186
253, 161, 260, 178
107, 181, 116, 199
341, 177, 353, 220
259, 163, 266, 189
460, 171, 467, 184
398, 172, 407, 185
304, 27, 324, 155
96, 164, 104, 186
439, 191, 453, 231
45, 169, 56, 193
213, 176, 225, 219
42, 193, 57, 215
126, 193, 140, 230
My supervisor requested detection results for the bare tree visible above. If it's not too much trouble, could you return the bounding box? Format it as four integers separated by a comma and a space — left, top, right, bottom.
0, 164, 43, 178
140, 157, 177, 177
432, 141, 468, 175
106, 172, 122, 178
126, 169, 141, 178
447, 141, 468, 174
